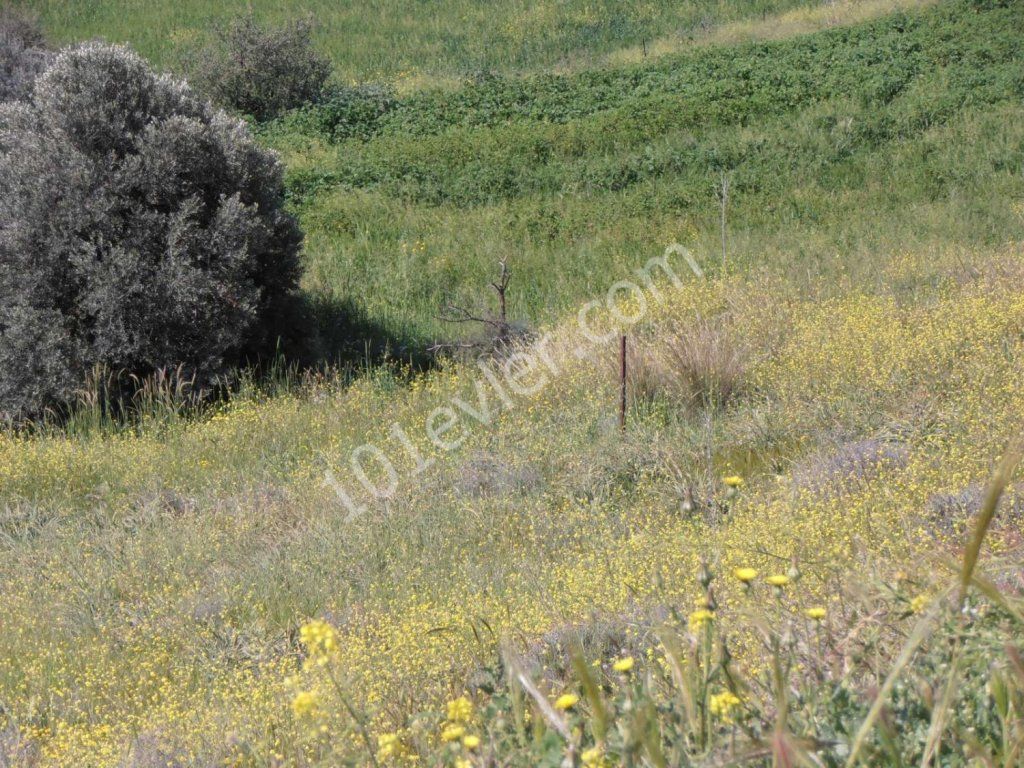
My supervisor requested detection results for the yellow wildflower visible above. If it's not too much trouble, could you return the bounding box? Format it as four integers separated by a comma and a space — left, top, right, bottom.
554, 693, 579, 711
447, 695, 473, 724
723, 475, 743, 488
377, 732, 402, 759
910, 594, 930, 613
612, 656, 634, 673
462, 734, 480, 750
299, 619, 338, 662
441, 724, 466, 742
805, 607, 827, 621
733, 567, 758, 583
709, 690, 742, 723
688, 608, 714, 633
581, 746, 609, 767
765, 574, 790, 588
291, 691, 318, 718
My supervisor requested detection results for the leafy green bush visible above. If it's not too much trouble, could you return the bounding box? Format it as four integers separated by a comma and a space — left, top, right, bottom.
192, 15, 331, 121
312, 84, 396, 141
0, 43, 303, 419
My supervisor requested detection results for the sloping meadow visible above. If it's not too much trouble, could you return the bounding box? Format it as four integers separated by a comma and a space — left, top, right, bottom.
3, 242, 1024, 763
266, 0, 1024, 346
3, 0, 1024, 762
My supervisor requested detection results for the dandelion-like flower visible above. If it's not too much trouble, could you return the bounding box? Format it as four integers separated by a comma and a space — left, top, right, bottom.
765, 574, 790, 588
554, 693, 579, 711
612, 656, 634, 673
723, 475, 743, 488
462, 734, 480, 750
581, 746, 609, 767
688, 608, 714, 633
733, 567, 758, 583
805, 606, 827, 621
910, 594, 930, 614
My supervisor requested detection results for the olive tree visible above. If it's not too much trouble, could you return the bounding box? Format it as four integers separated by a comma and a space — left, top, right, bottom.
0, 43, 303, 418
0, 7, 51, 102
192, 15, 331, 121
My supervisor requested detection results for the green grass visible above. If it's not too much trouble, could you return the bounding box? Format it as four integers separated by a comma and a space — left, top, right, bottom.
260, 0, 1024, 349
23, 0, 822, 83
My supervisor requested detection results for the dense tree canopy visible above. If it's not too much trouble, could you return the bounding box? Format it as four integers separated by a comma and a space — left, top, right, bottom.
0, 43, 303, 418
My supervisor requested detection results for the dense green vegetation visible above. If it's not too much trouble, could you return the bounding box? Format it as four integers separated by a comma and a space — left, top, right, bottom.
262, 0, 1023, 349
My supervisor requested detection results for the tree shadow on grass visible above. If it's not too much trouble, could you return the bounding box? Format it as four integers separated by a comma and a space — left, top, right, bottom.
290, 292, 434, 372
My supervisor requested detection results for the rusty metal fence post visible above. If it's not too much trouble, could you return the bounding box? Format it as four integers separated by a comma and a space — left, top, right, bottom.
619, 334, 627, 431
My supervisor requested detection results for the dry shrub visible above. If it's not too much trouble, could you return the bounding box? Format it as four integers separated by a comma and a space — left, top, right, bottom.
516, 604, 668, 686
951, 241, 1024, 290
926, 482, 1024, 539
631, 314, 749, 410
118, 730, 233, 768
624, 342, 665, 407
118, 732, 185, 768
0, 500, 59, 545
926, 483, 985, 537
663, 315, 748, 408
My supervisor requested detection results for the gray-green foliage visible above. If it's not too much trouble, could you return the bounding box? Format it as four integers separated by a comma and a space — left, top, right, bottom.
0, 7, 51, 103
192, 15, 331, 121
0, 43, 303, 419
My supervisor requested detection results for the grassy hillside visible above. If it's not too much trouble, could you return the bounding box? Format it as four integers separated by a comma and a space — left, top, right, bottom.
2, 0, 1024, 766
24, 0, 827, 83
263, 0, 1023, 351
4, 246, 1024, 765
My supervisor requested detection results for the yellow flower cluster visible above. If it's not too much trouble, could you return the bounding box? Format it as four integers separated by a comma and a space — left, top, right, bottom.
440, 723, 465, 742
4, 255, 1023, 764
377, 732, 403, 760
435, 696, 481, 757
612, 656, 634, 673
446, 695, 473, 723
291, 691, 319, 718
709, 690, 742, 724
910, 594, 931, 614
299, 619, 339, 665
